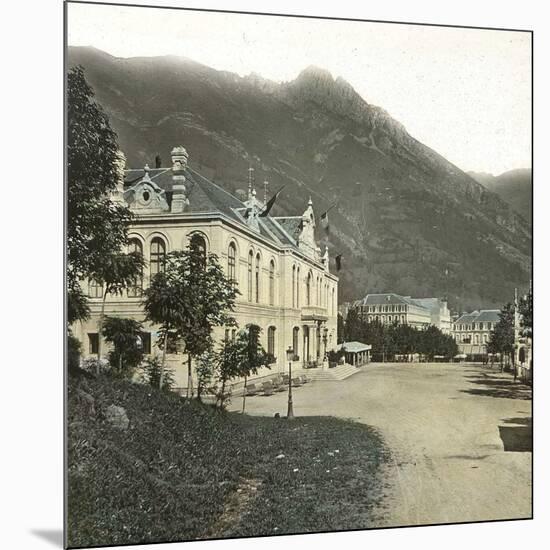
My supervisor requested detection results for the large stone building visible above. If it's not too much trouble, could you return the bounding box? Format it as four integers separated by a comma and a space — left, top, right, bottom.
72, 146, 339, 388
451, 309, 500, 357
350, 293, 451, 332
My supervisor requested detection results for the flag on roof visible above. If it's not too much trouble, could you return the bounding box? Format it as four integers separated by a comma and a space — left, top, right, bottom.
259, 185, 285, 217
319, 203, 337, 234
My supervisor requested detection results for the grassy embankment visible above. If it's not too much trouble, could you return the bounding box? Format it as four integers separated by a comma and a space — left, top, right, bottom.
67, 374, 390, 547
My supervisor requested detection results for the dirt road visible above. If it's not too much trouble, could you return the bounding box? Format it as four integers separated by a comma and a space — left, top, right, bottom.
232, 362, 532, 527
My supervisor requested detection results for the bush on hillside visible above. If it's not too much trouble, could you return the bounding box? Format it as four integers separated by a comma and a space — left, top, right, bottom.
139, 356, 175, 392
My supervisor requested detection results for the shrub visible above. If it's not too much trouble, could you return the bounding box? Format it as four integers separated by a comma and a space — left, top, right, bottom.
68, 334, 82, 371
139, 356, 175, 392
81, 357, 110, 375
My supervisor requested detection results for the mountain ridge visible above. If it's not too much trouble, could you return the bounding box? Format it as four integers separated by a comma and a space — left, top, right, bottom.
468, 168, 532, 223
68, 46, 532, 310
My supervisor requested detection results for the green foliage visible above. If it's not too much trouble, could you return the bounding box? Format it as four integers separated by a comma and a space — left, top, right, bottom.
91, 251, 146, 299
67, 282, 90, 325
327, 347, 345, 365
519, 291, 532, 338
214, 338, 242, 408
142, 244, 238, 389
195, 347, 218, 400
235, 324, 271, 379
488, 302, 515, 356
102, 317, 145, 377
337, 313, 345, 344
67, 66, 134, 292
342, 314, 457, 361
139, 356, 175, 392
67, 373, 389, 547
68, 334, 82, 371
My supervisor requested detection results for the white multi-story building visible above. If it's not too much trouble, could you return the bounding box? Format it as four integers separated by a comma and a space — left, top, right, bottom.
451, 309, 500, 356
71, 146, 339, 387
351, 293, 451, 332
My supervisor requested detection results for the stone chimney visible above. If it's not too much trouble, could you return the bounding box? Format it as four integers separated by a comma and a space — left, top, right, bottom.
170, 146, 189, 213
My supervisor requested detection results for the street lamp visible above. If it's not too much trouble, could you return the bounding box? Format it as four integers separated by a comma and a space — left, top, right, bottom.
286, 346, 295, 419
322, 328, 328, 361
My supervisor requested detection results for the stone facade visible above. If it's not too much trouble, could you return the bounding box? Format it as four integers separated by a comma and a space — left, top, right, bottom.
72, 146, 339, 389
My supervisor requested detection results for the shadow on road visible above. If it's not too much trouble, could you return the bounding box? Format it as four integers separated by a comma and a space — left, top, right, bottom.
498, 416, 532, 452
460, 372, 532, 401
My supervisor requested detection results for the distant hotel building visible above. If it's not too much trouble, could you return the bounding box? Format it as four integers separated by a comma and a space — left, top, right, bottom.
347, 293, 451, 332
451, 310, 500, 356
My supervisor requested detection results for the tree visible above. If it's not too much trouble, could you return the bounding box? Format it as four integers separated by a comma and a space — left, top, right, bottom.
140, 356, 175, 392
237, 324, 271, 413
195, 347, 218, 402
343, 309, 361, 342
67, 66, 136, 328
488, 303, 515, 371
102, 317, 145, 377
519, 290, 532, 338
142, 244, 238, 390
215, 338, 242, 409
90, 251, 145, 365
337, 313, 345, 344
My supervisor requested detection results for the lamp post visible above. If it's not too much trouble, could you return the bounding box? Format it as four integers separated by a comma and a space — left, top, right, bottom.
286, 346, 294, 419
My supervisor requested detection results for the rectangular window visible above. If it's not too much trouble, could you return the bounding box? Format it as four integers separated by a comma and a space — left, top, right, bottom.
267, 327, 276, 357
141, 332, 151, 354
88, 333, 99, 354
88, 279, 103, 299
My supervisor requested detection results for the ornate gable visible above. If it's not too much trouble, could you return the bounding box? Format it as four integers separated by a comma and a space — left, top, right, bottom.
298, 198, 321, 260
123, 165, 169, 214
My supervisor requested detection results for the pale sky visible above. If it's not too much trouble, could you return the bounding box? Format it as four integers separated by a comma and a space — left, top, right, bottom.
67, 2, 532, 175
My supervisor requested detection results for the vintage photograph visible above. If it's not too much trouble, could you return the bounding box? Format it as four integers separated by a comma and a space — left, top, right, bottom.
65, 1, 533, 547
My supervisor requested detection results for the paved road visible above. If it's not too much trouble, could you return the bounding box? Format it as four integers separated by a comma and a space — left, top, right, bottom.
231, 362, 532, 527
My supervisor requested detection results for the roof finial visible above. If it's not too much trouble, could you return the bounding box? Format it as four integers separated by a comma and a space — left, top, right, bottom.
263, 180, 269, 205
247, 165, 255, 199
308, 196, 313, 206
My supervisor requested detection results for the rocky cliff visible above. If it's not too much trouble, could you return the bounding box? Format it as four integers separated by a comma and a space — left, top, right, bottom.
68, 46, 532, 310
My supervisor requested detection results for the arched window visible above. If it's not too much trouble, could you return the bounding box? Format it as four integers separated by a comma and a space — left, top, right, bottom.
150, 237, 166, 278
267, 326, 276, 358
292, 327, 300, 358
127, 238, 143, 297
296, 267, 300, 307
255, 253, 261, 303
228, 242, 237, 288
317, 277, 321, 305
292, 265, 296, 308
306, 272, 312, 306
269, 260, 275, 306
247, 250, 253, 302
190, 233, 207, 266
